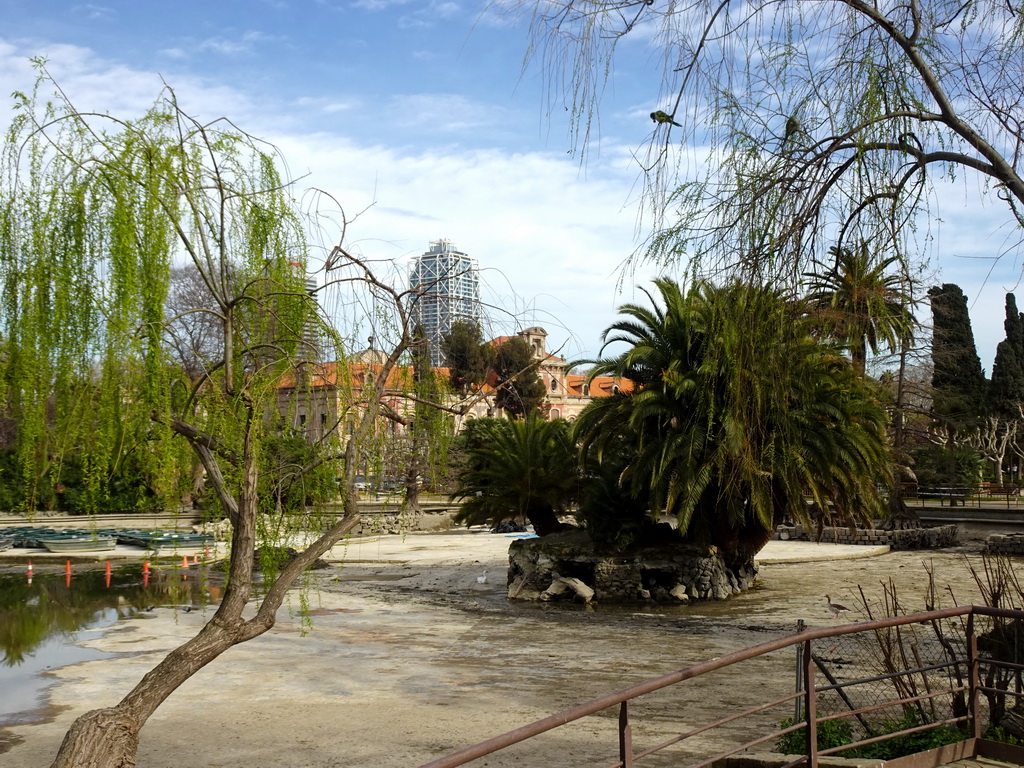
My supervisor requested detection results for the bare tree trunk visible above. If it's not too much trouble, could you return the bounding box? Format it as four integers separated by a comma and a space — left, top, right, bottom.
885, 338, 922, 529
50, 419, 362, 768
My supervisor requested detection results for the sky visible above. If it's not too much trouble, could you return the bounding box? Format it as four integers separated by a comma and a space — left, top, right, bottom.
0, 1, 1019, 371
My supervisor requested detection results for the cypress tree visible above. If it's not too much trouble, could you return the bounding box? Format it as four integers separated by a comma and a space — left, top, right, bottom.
440, 320, 493, 395
928, 284, 988, 429
494, 337, 547, 418
989, 293, 1024, 418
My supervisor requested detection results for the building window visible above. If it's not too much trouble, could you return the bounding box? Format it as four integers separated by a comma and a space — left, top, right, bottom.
550, 379, 557, 392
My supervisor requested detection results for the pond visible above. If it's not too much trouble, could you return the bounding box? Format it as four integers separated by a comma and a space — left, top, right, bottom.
0, 563, 217, 726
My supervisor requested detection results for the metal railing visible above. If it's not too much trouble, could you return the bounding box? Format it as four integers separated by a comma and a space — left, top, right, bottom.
417, 606, 1024, 768
901, 483, 1024, 509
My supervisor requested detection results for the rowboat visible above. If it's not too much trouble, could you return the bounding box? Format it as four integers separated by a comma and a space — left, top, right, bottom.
42, 535, 118, 553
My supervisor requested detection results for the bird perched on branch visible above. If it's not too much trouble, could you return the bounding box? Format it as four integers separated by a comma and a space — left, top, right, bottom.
784, 115, 802, 143
650, 110, 681, 127
824, 594, 851, 621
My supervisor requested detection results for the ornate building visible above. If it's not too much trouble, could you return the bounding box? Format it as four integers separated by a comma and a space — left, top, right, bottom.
274, 325, 629, 439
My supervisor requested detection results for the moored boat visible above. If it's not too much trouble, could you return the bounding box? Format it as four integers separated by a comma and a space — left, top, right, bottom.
42, 535, 117, 553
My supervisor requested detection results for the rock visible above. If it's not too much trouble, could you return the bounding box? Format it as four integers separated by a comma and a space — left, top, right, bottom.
540, 578, 570, 601
557, 576, 595, 602
669, 584, 690, 602
492, 520, 528, 533
507, 529, 758, 604
507, 573, 540, 600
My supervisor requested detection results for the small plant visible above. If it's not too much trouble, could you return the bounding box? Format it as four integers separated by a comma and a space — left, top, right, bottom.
776, 716, 856, 756
776, 712, 964, 760
853, 713, 963, 760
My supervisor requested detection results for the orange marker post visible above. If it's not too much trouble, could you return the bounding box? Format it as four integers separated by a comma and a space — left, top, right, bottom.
27, 560, 33, 585
142, 561, 150, 575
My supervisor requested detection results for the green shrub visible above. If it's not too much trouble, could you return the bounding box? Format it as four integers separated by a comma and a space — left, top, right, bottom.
777, 712, 964, 759
854, 713, 963, 760
776, 716, 856, 756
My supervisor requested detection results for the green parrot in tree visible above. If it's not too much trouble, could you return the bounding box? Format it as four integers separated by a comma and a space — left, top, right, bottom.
650, 110, 681, 127
784, 115, 802, 142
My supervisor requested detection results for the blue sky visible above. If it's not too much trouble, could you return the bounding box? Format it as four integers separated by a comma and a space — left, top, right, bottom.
0, 1, 1019, 371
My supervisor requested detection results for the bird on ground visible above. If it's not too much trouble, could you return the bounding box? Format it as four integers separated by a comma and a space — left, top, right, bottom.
476, 570, 488, 585
650, 110, 682, 127
824, 594, 851, 621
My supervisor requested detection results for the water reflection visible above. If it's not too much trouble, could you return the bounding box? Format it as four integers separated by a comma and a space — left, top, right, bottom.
0, 564, 217, 666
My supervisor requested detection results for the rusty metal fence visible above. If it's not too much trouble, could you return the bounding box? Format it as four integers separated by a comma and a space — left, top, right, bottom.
417, 606, 1024, 768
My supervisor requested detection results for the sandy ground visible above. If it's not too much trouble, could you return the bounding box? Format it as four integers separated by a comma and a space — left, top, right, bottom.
0, 527, 1016, 768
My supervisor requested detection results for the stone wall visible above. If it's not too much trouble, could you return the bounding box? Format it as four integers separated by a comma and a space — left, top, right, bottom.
986, 532, 1024, 556
774, 523, 959, 550
507, 529, 757, 603
348, 508, 455, 536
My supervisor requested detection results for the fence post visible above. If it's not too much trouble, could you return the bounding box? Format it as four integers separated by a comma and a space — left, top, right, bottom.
619, 701, 633, 768
795, 620, 806, 722
966, 611, 982, 740
803, 637, 817, 768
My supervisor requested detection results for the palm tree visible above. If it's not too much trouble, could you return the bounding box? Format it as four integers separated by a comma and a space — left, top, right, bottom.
804, 244, 916, 376
451, 415, 578, 536
805, 244, 919, 526
573, 278, 890, 570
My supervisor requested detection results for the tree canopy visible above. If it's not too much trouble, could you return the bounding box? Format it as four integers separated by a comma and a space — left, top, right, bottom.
451, 414, 577, 536
803, 244, 916, 376
493, 336, 546, 418
573, 278, 891, 568
0, 71, 447, 768
989, 294, 1024, 419
520, 0, 1024, 280
928, 283, 988, 429
440, 319, 493, 395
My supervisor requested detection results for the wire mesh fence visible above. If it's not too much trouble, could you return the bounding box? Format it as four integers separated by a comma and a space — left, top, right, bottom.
792, 611, 1024, 745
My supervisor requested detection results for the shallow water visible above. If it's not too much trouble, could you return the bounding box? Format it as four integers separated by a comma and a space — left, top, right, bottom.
0, 565, 214, 726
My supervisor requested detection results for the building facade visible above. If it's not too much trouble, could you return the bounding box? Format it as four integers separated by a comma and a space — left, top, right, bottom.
275, 325, 630, 440
409, 240, 482, 367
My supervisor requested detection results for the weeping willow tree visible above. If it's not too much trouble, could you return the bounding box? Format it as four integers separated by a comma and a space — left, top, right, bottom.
517, 0, 1024, 285
0, 71, 441, 768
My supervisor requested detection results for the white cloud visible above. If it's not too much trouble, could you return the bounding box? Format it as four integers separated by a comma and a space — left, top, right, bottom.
0, 38, 644, 359
72, 4, 115, 21
351, 0, 414, 11
279, 134, 643, 355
